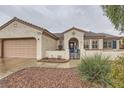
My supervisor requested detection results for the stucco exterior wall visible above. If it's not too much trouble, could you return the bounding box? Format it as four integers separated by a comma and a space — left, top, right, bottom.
0, 40, 2, 57
0, 21, 43, 60
46, 50, 69, 59
116, 40, 120, 50
82, 50, 124, 60
98, 39, 103, 49
64, 30, 84, 50
56, 40, 60, 49
42, 35, 57, 58
64, 29, 84, 59
0, 21, 42, 39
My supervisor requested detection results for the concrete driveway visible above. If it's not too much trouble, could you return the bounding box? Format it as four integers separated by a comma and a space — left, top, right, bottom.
0, 58, 36, 79
0, 58, 80, 79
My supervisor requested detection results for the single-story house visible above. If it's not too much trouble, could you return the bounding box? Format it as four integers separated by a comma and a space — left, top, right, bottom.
0, 17, 122, 61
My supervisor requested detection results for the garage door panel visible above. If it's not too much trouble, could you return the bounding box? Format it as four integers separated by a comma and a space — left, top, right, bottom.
4, 39, 36, 58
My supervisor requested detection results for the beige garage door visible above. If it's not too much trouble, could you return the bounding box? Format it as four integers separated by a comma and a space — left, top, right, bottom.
3, 39, 36, 58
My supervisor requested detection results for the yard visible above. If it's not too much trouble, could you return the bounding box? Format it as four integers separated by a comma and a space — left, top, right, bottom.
0, 54, 123, 88
0, 67, 101, 88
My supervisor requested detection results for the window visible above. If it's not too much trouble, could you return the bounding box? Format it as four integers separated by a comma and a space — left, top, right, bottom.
103, 40, 112, 49
92, 40, 98, 49
112, 40, 117, 49
108, 41, 112, 48
84, 40, 89, 49
103, 41, 107, 48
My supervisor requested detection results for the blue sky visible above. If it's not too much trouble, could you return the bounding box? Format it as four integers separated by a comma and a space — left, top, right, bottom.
0, 5, 122, 36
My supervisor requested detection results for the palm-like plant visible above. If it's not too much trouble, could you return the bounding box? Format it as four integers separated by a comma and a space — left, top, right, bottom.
78, 54, 111, 87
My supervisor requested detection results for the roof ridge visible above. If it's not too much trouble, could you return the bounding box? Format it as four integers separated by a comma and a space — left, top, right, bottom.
98, 32, 118, 37
0, 17, 58, 39
13, 17, 45, 30
63, 26, 89, 34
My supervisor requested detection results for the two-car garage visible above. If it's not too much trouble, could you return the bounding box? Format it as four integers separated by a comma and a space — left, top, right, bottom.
0, 17, 42, 59
2, 38, 36, 58
0, 17, 58, 60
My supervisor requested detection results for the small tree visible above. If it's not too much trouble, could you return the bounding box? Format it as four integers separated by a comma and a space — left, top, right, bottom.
102, 5, 124, 33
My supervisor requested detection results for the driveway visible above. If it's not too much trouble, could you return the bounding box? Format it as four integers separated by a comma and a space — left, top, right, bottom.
0, 58, 80, 79
0, 58, 36, 79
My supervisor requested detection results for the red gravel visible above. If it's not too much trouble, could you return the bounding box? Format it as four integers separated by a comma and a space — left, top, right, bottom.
0, 67, 84, 88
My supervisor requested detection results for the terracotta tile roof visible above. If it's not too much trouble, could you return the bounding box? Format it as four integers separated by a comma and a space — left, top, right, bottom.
98, 33, 120, 39
54, 33, 64, 38
62, 27, 87, 34
53, 27, 120, 39
85, 31, 104, 37
0, 17, 58, 40
54, 27, 104, 38
0, 17, 120, 40
98, 33, 117, 37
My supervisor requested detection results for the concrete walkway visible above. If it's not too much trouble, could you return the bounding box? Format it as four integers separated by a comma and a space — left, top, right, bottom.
0, 58, 80, 79
37, 60, 80, 68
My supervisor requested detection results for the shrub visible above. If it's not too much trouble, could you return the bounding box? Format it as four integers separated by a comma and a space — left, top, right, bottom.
58, 45, 63, 50
78, 54, 111, 87
109, 56, 124, 88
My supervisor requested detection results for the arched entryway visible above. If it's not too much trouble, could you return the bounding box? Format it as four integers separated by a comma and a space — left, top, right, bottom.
69, 38, 80, 59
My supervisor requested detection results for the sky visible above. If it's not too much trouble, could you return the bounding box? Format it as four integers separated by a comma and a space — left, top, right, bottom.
0, 5, 122, 36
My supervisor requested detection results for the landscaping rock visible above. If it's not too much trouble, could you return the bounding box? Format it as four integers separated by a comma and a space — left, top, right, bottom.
0, 67, 82, 88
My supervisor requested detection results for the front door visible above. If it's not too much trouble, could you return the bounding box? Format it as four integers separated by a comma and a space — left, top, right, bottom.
69, 42, 80, 59
69, 42, 75, 53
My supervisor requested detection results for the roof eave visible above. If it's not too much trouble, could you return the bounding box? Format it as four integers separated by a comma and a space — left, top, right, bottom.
62, 27, 88, 34
0, 17, 58, 40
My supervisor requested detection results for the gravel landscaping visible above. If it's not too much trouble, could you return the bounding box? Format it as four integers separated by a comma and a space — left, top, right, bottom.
0, 67, 102, 88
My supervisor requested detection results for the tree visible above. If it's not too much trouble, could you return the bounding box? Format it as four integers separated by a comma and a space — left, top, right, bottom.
102, 5, 124, 33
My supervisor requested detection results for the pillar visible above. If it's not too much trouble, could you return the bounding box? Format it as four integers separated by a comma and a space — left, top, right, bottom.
116, 40, 120, 50
89, 39, 92, 49
36, 34, 42, 61
98, 39, 103, 49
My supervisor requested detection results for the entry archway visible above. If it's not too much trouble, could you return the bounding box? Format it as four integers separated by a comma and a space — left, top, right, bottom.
68, 38, 80, 59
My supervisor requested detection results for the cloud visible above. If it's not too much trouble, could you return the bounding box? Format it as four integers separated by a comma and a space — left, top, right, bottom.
0, 5, 121, 36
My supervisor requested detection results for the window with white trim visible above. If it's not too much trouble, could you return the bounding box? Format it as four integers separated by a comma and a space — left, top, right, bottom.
84, 40, 90, 49
103, 40, 112, 49
92, 40, 98, 49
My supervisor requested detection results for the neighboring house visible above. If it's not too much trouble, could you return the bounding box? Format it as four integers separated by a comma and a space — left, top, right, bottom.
0, 17, 122, 61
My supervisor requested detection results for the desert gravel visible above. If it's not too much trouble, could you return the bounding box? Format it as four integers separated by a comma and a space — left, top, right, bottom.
0, 67, 84, 88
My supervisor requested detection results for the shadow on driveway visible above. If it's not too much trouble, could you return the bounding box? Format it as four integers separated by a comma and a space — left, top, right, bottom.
0, 58, 36, 79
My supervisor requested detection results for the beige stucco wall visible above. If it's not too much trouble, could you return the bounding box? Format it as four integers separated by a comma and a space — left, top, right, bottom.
0, 21, 42, 38
46, 50, 69, 59
98, 39, 103, 49
64, 30, 84, 50
42, 35, 57, 58
116, 40, 120, 50
56, 40, 60, 49
64, 29, 84, 58
0, 21, 43, 60
82, 50, 124, 60
0, 40, 1, 57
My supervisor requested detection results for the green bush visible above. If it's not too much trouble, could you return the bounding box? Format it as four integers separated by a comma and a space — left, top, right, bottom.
109, 56, 124, 88
78, 54, 111, 87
